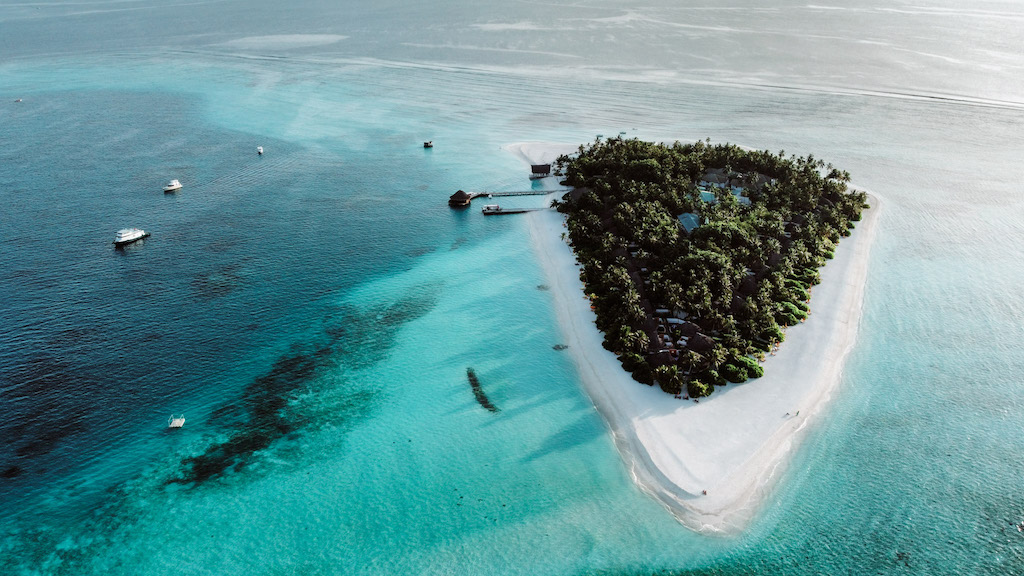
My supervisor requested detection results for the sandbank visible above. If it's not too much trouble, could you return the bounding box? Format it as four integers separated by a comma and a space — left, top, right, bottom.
503, 141, 579, 167
513, 141, 880, 533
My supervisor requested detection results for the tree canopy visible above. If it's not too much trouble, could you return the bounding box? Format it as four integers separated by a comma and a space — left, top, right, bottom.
554, 138, 867, 397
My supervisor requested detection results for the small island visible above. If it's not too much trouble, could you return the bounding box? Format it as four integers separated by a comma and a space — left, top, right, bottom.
513, 137, 878, 531
551, 138, 868, 398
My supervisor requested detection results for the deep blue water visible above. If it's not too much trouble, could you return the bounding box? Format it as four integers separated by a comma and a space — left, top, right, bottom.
2, 1, 1024, 574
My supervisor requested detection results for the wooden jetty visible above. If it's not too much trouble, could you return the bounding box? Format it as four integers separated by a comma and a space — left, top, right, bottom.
449, 189, 568, 207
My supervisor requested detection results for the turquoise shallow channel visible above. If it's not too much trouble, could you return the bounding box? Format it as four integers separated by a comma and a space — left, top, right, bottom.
1, 1, 1024, 574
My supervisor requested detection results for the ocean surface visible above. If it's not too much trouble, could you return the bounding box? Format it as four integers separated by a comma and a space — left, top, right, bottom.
1, 1, 1023, 574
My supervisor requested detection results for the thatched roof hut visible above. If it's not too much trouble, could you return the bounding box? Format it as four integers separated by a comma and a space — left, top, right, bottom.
737, 274, 758, 297
648, 351, 675, 369
729, 295, 747, 316
688, 333, 716, 353
566, 187, 588, 202
677, 322, 701, 339
449, 190, 473, 207
701, 170, 728, 185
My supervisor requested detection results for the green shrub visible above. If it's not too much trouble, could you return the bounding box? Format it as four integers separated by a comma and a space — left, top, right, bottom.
654, 365, 682, 394
687, 378, 711, 398
779, 301, 808, 320
631, 361, 654, 385
697, 369, 726, 387
760, 326, 785, 343
620, 352, 643, 372
657, 375, 682, 394
798, 268, 821, 285
784, 278, 807, 291
602, 335, 617, 352
775, 312, 800, 326
734, 356, 764, 378
658, 378, 681, 394
720, 363, 748, 383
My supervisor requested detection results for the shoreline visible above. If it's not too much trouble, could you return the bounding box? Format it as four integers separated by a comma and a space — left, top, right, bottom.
512, 142, 881, 533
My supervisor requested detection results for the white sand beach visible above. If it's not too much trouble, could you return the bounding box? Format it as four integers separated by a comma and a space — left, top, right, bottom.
503, 141, 579, 167
511, 142, 880, 533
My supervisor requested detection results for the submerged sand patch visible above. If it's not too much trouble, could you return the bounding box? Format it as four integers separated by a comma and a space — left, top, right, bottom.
215, 35, 348, 50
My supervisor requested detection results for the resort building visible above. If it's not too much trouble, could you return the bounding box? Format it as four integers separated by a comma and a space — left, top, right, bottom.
449, 190, 473, 207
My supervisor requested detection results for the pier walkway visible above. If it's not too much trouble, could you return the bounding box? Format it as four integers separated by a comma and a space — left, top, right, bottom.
449, 188, 570, 208
481, 189, 569, 197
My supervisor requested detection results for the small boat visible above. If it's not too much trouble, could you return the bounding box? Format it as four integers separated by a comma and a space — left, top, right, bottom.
14, 99, 22, 103
168, 414, 186, 428
113, 228, 150, 246
423, 141, 433, 148
163, 179, 182, 192
482, 204, 533, 216
257, 146, 263, 155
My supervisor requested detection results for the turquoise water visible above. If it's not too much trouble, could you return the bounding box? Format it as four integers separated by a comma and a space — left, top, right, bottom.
2, 1, 1024, 573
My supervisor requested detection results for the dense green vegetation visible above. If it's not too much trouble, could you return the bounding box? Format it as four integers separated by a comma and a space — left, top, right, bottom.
553, 139, 867, 398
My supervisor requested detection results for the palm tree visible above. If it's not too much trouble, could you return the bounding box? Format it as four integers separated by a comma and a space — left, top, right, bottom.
625, 329, 650, 355
624, 299, 646, 325
679, 349, 704, 375
706, 345, 728, 370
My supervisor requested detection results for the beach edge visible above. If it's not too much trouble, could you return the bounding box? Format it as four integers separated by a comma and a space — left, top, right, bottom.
526, 183, 881, 533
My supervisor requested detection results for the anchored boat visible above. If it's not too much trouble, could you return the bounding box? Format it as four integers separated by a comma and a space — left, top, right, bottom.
113, 228, 149, 246
481, 204, 536, 215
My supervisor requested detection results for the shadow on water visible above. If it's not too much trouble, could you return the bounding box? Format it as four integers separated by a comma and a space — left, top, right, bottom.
168, 283, 442, 486
521, 412, 600, 462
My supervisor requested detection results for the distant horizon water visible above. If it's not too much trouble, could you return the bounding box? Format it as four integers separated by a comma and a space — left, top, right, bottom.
2, 1, 1023, 574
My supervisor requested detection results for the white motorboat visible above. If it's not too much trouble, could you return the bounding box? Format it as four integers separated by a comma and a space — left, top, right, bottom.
163, 179, 182, 192
257, 146, 263, 155
113, 228, 149, 246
